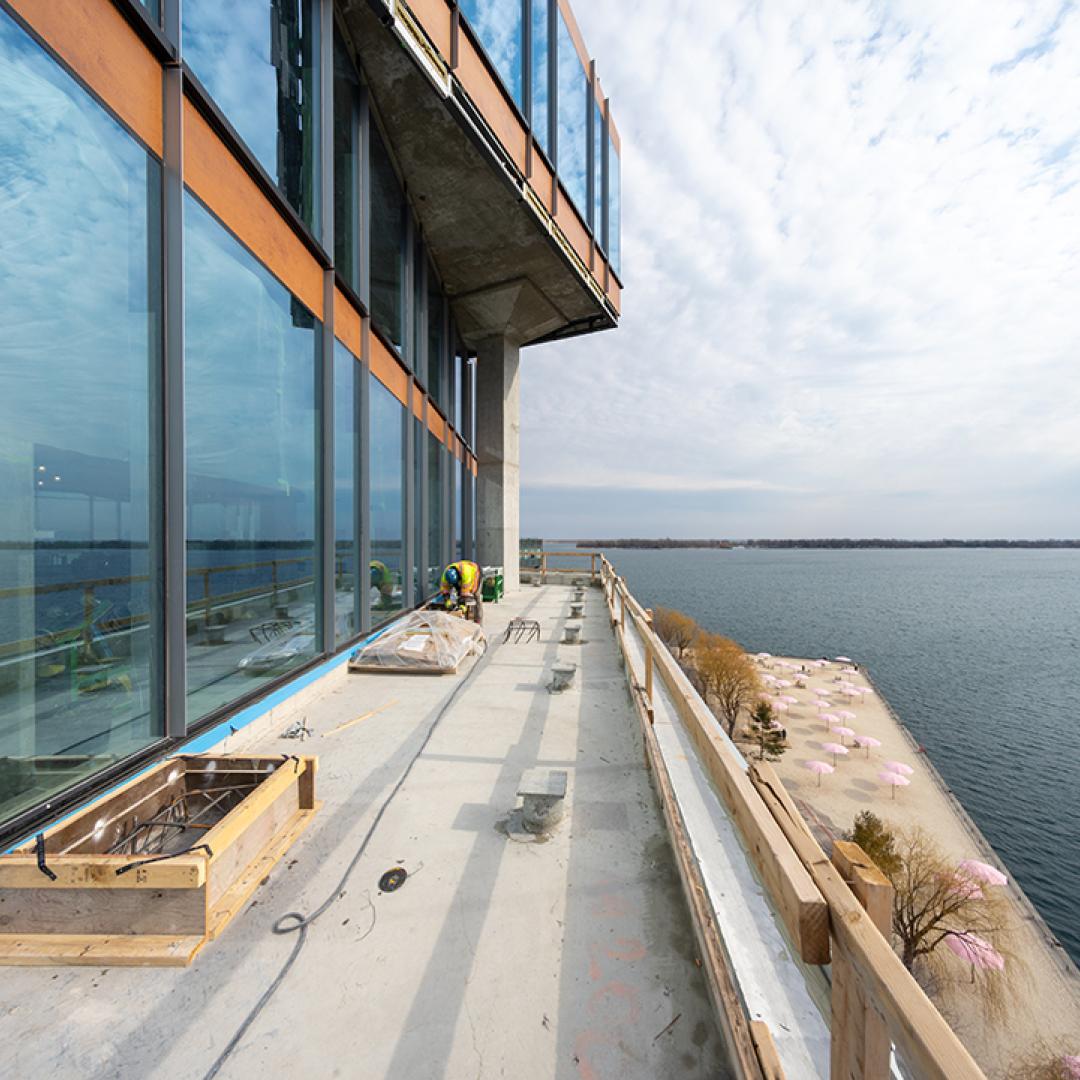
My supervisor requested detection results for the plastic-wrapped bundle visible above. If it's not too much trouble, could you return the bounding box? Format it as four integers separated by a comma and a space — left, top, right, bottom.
348, 610, 486, 674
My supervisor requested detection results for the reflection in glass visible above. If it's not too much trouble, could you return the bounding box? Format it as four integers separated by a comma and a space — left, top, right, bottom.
531, 0, 549, 152
427, 262, 446, 412
334, 343, 360, 644
413, 419, 423, 598
592, 100, 605, 239
185, 0, 321, 232
370, 123, 405, 352
427, 433, 444, 593
184, 196, 319, 724
455, 458, 464, 560
608, 134, 621, 276
334, 29, 362, 294
139, 0, 162, 22
460, 0, 523, 108
556, 8, 588, 214
0, 12, 161, 825
370, 378, 404, 620
412, 239, 425, 380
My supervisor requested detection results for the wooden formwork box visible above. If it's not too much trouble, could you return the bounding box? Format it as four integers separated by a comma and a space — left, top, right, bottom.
0, 754, 318, 967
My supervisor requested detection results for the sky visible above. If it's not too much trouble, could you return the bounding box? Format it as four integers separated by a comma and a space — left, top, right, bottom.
520, 1, 1080, 540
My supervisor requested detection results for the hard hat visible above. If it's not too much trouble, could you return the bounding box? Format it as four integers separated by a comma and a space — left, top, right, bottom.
444, 565, 461, 588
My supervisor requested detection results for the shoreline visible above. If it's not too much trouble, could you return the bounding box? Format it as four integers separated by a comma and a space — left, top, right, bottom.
746, 654, 1080, 1077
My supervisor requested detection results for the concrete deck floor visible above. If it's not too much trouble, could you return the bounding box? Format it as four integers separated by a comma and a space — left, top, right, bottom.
1, 585, 731, 1079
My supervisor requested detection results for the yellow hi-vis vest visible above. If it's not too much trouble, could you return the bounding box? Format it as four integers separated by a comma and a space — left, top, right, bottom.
440, 560, 480, 596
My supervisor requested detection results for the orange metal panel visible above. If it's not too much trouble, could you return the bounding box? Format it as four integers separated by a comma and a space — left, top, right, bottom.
470, 456, 478, 477
411, 389, 424, 420
9, 0, 163, 156
404, 0, 452, 60
555, 181, 591, 268
606, 273, 621, 312
427, 409, 447, 443
455, 35, 528, 174
333, 289, 363, 358
184, 100, 324, 319
529, 150, 554, 213
370, 333, 410, 407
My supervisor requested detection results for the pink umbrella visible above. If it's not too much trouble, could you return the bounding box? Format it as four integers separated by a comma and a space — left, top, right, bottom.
756, 652, 772, 660
804, 760, 835, 786
820, 713, 839, 729
815, 700, 833, 711
840, 666, 859, 675
836, 709, 857, 722
853, 734, 881, 757
1062, 1056, 1080, 1080
884, 761, 914, 776
770, 701, 789, 713
778, 694, 799, 705
957, 859, 1008, 887
859, 687, 874, 696
813, 687, 831, 696
833, 725, 855, 741
823, 742, 849, 764
775, 678, 793, 688
835, 656, 853, 663
879, 771, 910, 798
944, 932, 1005, 980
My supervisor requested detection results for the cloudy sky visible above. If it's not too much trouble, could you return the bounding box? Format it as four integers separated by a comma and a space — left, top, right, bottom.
520, 1, 1080, 539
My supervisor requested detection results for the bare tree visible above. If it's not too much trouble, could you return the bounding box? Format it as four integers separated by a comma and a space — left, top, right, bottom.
651, 607, 700, 661
695, 635, 761, 736
1004, 1039, 1080, 1080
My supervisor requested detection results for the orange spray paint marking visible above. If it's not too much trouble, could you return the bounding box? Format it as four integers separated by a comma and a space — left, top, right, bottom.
606, 937, 646, 962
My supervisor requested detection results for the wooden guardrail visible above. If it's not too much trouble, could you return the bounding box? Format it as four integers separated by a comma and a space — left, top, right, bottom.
576, 552, 985, 1080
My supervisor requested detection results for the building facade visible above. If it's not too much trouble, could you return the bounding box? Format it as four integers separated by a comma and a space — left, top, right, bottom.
0, 0, 619, 842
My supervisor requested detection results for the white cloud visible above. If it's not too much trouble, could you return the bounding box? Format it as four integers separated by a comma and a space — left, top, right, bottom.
522, 0, 1080, 537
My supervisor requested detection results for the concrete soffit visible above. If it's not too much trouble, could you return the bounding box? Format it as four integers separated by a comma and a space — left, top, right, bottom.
338, 0, 617, 349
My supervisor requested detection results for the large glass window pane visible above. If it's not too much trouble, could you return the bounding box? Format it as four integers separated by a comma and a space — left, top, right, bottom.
412, 239, 425, 380
608, 135, 621, 276
427, 263, 446, 411
455, 458, 463, 561
370, 378, 404, 619
0, 12, 161, 824
556, 9, 588, 214
531, 0, 549, 152
460, 0, 523, 108
592, 100, 604, 240
413, 419, 423, 598
185, 196, 319, 723
333, 343, 359, 645
427, 434, 444, 594
334, 30, 361, 294
185, 0, 321, 232
370, 123, 405, 352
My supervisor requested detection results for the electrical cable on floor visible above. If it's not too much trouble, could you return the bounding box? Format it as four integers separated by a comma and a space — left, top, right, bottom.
202, 636, 494, 1080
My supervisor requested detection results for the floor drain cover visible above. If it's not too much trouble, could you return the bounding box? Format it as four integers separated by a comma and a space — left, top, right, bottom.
379, 867, 408, 892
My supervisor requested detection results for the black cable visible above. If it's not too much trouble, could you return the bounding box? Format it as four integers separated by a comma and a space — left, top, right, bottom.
202, 637, 493, 1080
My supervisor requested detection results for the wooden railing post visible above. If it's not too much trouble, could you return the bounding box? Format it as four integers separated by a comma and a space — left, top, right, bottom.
830, 842, 894, 1080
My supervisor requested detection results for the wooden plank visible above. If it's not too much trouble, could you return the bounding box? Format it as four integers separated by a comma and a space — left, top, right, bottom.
0, 886, 205, 936
644, 635, 831, 965
205, 807, 318, 941
750, 1021, 787, 1080
749, 763, 985, 1080
0, 855, 205, 890
0, 934, 204, 968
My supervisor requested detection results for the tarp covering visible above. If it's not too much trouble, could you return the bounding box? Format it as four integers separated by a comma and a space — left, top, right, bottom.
349, 611, 485, 674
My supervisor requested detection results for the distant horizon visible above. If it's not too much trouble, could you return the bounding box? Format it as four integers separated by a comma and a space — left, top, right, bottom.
532, 536, 1080, 547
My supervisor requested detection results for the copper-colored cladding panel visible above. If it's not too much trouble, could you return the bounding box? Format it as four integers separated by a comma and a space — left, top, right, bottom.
530, 150, 555, 214
9, 0, 163, 156
427, 409, 447, 443
455, 34, 528, 174
470, 456, 478, 477
184, 100, 324, 319
333, 288, 364, 358
607, 274, 621, 310
411, 390, 424, 421
370, 333, 410, 406
403, 0, 452, 59
554, 181, 591, 266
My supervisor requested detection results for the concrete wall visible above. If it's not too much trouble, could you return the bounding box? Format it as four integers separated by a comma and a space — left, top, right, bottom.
475, 336, 520, 592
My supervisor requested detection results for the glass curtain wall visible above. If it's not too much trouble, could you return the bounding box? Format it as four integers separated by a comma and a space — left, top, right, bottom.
370, 123, 405, 352
0, 12, 162, 822
427, 264, 446, 412
333, 28, 362, 294
184, 196, 319, 724
531, 0, 550, 153
333, 343, 360, 645
184, 0, 321, 233
460, 0, 523, 108
413, 420, 424, 598
427, 434, 444, 593
370, 378, 404, 618
556, 8, 588, 213
592, 99, 604, 239
608, 132, 621, 276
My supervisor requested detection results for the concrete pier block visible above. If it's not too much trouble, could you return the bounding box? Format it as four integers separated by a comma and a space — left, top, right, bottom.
562, 622, 582, 645
517, 768, 568, 833
550, 661, 576, 692
569, 602, 584, 618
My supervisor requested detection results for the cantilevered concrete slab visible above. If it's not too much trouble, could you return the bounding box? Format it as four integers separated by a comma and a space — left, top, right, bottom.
338, 3, 616, 347
0, 588, 729, 1078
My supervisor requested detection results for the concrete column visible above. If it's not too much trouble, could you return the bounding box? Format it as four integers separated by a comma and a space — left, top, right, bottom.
475, 336, 520, 592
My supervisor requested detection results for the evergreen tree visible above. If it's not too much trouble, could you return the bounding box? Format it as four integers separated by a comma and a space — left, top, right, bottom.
748, 700, 786, 761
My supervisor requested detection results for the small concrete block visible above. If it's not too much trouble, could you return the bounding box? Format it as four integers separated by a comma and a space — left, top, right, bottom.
550, 661, 576, 692
562, 622, 582, 644
518, 769, 568, 834
569, 602, 584, 618
518, 768, 568, 799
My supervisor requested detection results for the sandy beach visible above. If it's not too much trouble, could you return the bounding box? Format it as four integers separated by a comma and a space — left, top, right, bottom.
738, 654, 1080, 1078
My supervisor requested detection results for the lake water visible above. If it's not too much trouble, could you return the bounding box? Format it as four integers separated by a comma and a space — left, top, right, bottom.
575, 546, 1080, 967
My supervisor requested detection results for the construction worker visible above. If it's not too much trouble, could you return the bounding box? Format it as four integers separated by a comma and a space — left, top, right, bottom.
370, 560, 396, 610
439, 560, 483, 624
